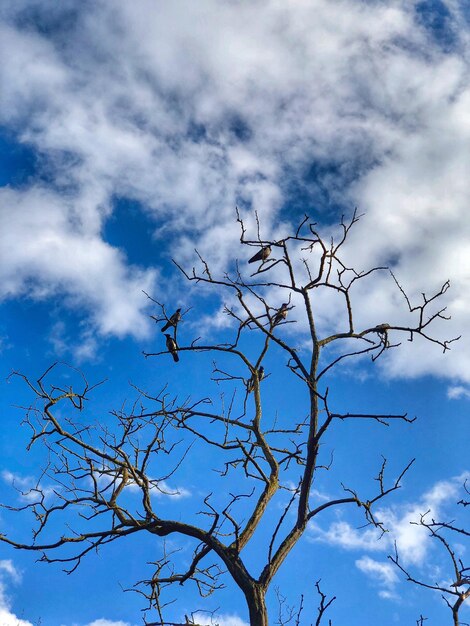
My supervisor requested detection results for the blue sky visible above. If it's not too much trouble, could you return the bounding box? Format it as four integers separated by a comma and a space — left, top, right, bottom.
0, 1, 469, 624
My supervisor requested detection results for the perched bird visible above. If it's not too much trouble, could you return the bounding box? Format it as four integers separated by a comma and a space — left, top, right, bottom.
165, 334, 179, 362
161, 308, 182, 332
248, 245, 271, 264
272, 303, 289, 326
374, 323, 390, 334
247, 366, 265, 393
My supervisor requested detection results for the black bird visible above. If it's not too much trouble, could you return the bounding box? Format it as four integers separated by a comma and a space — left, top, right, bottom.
165, 334, 179, 362
248, 245, 271, 264
272, 303, 289, 326
247, 366, 265, 393
161, 308, 182, 332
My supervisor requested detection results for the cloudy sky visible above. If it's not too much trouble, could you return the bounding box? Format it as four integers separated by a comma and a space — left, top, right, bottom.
1, 1, 469, 624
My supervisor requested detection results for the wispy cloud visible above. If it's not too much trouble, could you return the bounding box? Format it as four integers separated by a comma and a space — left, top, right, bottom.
311, 475, 464, 564
1, 469, 55, 502
124, 478, 191, 500
0, 560, 134, 626
447, 385, 470, 400
0, 561, 21, 587
0, 558, 34, 626
48, 320, 100, 363
192, 612, 249, 626
310, 474, 469, 597
86, 467, 192, 500
355, 556, 400, 599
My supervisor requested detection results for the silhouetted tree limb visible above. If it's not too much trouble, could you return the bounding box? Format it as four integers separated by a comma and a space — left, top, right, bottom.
389, 494, 470, 626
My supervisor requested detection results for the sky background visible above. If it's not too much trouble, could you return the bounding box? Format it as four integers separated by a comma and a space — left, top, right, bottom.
0, 0, 469, 624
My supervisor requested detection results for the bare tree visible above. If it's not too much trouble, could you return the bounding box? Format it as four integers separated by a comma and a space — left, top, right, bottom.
390, 481, 470, 626
0, 212, 458, 625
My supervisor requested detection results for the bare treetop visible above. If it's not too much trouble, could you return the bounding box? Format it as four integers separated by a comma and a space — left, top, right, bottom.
0, 212, 460, 625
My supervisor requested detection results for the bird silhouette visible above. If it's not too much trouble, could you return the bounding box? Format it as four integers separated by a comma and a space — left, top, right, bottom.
374, 323, 390, 333
248, 245, 271, 264
247, 366, 265, 393
161, 308, 182, 332
272, 303, 289, 326
165, 334, 179, 362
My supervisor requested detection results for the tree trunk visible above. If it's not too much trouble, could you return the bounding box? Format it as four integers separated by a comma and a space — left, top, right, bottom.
245, 584, 268, 626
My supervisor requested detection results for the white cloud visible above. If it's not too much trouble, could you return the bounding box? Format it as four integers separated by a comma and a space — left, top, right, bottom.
0, 608, 34, 626
49, 320, 100, 363
310, 474, 466, 566
356, 556, 399, 589
2, 469, 55, 502
0, 559, 132, 626
0, 559, 33, 626
310, 474, 470, 600
311, 520, 384, 552
192, 612, 249, 626
86, 467, 191, 500
0, 1, 469, 380
0, 561, 21, 587
447, 385, 470, 400
214, 616, 249, 626
0, 186, 157, 340
125, 478, 191, 499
